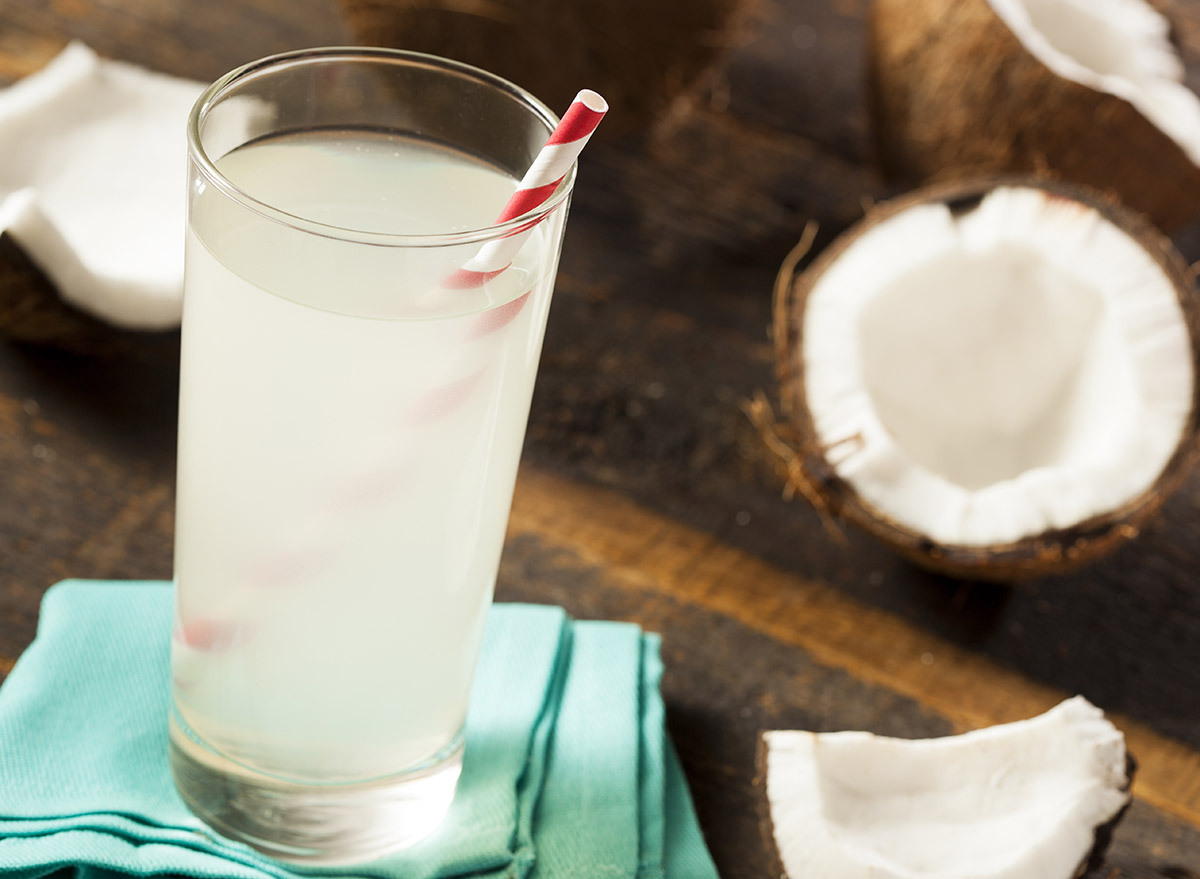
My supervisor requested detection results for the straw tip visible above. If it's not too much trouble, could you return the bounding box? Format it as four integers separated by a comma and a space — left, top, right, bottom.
575, 89, 609, 114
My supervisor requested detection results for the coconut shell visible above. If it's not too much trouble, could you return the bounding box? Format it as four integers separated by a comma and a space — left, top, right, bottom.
336, 0, 760, 136
754, 733, 1136, 878
0, 232, 172, 355
869, 0, 1200, 232
774, 178, 1200, 580
1077, 754, 1137, 879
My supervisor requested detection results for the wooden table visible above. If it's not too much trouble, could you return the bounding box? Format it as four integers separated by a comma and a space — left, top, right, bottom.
3, 1, 1200, 875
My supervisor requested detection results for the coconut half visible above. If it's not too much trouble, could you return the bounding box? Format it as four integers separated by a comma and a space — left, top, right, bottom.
0, 43, 210, 343
759, 697, 1133, 879
870, 0, 1200, 231
774, 180, 1200, 578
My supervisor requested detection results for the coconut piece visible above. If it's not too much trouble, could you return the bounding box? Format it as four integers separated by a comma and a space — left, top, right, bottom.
336, 0, 761, 136
0, 217, 120, 352
0, 42, 207, 344
760, 697, 1134, 879
870, 0, 1200, 231
773, 179, 1200, 578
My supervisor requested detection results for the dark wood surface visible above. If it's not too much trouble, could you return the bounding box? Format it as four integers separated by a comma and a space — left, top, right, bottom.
3, 0, 1200, 876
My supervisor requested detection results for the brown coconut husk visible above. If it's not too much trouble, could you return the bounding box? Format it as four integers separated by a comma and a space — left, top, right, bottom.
0, 232, 173, 355
755, 732, 1137, 878
772, 178, 1200, 581
869, 0, 1200, 232
336, 0, 761, 136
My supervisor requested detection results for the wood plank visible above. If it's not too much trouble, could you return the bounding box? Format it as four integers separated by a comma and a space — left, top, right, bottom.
0, 0, 1191, 774
0, 0, 1197, 870
507, 464, 1200, 831
0, 342, 179, 655
496, 527, 1200, 879
526, 233, 1200, 744
0, 0, 350, 86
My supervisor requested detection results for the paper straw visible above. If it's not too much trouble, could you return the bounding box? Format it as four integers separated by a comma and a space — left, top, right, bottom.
443, 89, 608, 290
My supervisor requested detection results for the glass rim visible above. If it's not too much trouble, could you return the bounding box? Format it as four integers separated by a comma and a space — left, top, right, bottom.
186, 46, 576, 248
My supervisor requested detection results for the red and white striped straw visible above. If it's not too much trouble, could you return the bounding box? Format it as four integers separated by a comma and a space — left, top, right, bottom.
443, 88, 608, 290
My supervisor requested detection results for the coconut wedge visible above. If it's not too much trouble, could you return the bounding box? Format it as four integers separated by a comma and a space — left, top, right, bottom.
759, 697, 1133, 879
0, 43, 207, 344
774, 180, 1200, 578
870, 0, 1200, 231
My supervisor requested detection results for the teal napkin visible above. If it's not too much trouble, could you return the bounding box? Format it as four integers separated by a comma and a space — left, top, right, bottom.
0, 581, 718, 879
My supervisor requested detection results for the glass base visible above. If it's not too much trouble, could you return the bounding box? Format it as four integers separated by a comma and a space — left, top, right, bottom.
168, 713, 464, 865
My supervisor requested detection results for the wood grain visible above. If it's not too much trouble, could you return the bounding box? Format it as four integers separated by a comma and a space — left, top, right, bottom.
496, 523, 1200, 879
1, 0, 1200, 874
508, 465, 1200, 830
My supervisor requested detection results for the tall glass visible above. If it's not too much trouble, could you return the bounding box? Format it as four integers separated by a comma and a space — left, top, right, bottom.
169, 48, 572, 864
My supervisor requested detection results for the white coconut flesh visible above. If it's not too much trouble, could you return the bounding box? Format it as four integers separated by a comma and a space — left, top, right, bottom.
763, 697, 1130, 879
988, 0, 1200, 166
0, 42, 205, 329
802, 186, 1194, 547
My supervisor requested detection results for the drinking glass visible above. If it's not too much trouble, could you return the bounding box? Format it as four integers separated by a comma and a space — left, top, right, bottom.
169, 48, 572, 864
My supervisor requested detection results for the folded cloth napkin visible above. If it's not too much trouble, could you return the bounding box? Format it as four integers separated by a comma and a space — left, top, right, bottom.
0, 581, 718, 879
